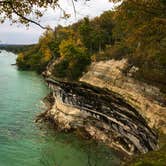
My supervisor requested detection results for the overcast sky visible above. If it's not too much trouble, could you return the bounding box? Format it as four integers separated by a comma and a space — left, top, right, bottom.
0, 0, 114, 44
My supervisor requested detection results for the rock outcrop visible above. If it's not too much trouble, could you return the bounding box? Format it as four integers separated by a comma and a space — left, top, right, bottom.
39, 78, 158, 156
80, 59, 166, 134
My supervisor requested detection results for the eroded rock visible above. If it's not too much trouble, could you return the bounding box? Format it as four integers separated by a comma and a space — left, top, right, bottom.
80, 59, 166, 134
39, 78, 159, 155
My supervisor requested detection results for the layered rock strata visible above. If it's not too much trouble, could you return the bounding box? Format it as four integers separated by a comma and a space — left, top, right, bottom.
80, 59, 166, 134
40, 78, 158, 155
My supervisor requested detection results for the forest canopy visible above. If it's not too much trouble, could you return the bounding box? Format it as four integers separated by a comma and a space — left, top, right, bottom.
1, 0, 165, 90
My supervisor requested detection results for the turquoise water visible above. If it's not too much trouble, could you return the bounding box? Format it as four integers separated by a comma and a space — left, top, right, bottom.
0, 50, 120, 166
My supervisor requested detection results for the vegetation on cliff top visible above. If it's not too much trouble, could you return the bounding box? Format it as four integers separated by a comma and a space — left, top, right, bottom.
16, 0, 166, 89
17, 11, 114, 77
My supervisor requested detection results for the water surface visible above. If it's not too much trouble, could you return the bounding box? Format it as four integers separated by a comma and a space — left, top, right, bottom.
0, 50, 120, 166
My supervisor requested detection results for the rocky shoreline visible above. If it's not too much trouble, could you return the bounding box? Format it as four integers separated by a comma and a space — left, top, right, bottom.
36, 78, 158, 156
37, 58, 166, 158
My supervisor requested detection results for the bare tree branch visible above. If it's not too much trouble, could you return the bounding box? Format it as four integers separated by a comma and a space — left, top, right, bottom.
71, 0, 77, 18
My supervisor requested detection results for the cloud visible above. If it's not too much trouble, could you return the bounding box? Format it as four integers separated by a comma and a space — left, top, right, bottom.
0, 22, 43, 44
0, 0, 113, 44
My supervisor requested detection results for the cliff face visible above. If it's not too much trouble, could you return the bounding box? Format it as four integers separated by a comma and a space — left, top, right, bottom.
40, 79, 158, 155
39, 58, 166, 156
80, 59, 166, 134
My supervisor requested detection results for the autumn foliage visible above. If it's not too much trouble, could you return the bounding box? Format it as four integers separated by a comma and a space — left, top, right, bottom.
17, 0, 166, 88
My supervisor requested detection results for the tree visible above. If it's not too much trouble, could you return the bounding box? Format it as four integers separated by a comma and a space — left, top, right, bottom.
110, 0, 166, 88
54, 39, 90, 80
0, 0, 60, 28
91, 19, 106, 52
59, 39, 87, 59
0, 0, 89, 29
79, 17, 93, 53
99, 11, 114, 45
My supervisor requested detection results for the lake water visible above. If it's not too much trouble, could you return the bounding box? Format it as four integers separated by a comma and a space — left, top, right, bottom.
0, 50, 120, 166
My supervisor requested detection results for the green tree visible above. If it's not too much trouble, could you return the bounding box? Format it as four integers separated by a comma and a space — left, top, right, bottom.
99, 11, 114, 45
79, 17, 93, 53
53, 39, 90, 80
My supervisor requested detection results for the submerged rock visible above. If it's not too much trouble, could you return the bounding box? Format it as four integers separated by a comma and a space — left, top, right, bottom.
39, 78, 158, 155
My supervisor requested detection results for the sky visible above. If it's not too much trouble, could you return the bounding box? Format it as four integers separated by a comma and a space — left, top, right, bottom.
0, 0, 114, 45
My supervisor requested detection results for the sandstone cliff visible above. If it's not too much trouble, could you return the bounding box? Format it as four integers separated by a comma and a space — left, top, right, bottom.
39, 58, 166, 156
80, 59, 166, 134
37, 79, 158, 156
